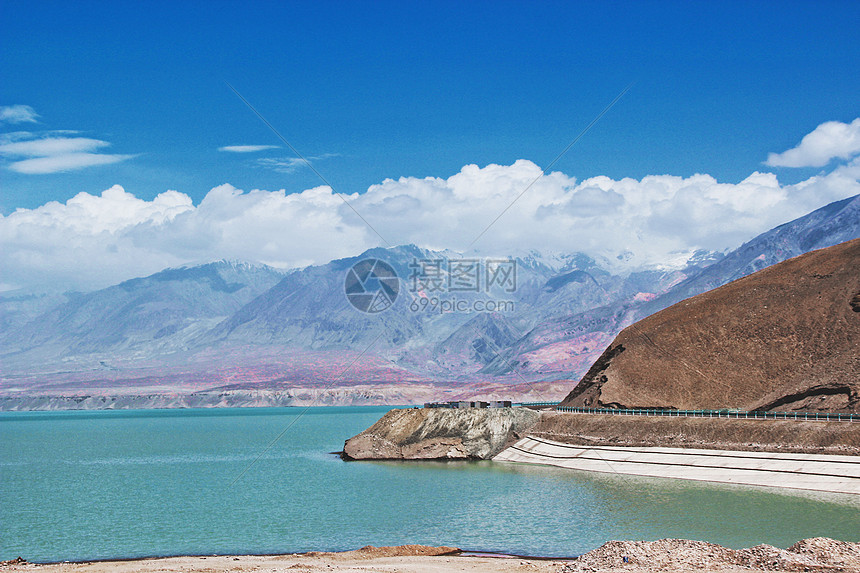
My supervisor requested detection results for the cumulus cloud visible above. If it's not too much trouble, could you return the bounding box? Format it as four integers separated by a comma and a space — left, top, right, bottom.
0, 105, 39, 124
766, 118, 860, 168
218, 145, 280, 153
0, 133, 134, 174
2, 157, 858, 294
349, 161, 856, 267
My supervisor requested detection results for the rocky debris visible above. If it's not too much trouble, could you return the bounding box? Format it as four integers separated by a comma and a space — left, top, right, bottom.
0, 558, 28, 568
562, 538, 860, 572
789, 538, 860, 569
342, 407, 541, 460
563, 539, 738, 571
850, 291, 860, 313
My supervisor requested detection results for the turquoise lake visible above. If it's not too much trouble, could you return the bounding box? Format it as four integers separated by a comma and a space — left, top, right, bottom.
1, 406, 858, 562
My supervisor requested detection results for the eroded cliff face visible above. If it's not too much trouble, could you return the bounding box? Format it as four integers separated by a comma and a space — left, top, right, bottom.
342, 407, 541, 460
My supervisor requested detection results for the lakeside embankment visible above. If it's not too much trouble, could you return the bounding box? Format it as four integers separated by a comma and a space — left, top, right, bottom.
4, 538, 860, 573
344, 408, 860, 460
496, 437, 860, 495
343, 408, 860, 493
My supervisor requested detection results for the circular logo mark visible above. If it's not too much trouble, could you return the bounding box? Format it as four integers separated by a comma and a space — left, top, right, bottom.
344, 258, 400, 313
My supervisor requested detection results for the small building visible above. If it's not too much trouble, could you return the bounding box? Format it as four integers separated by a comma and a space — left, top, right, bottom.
424, 402, 454, 409
424, 400, 511, 409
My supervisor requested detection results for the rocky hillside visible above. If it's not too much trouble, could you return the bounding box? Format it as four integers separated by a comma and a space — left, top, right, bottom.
560, 238, 860, 413
489, 194, 860, 379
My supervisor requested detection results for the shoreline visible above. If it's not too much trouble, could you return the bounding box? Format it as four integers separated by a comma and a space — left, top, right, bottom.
342, 408, 860, 494
5, 548, 577, 567
1, 547, 562, 573
5, 538, 860, 573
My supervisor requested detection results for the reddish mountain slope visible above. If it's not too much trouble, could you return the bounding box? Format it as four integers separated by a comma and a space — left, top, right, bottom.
560, 239, 860, 413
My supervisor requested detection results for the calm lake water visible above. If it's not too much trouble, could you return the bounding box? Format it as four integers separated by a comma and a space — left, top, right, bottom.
1, 406, 858, 562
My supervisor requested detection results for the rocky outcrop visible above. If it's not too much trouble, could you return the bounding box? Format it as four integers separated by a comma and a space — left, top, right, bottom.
563, 537, 860, 572
561, 238, 860, 413
342, 407, 540, 460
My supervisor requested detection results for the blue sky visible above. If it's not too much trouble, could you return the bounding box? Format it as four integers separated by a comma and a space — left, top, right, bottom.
1, 1, 859, 292
2, 0, 858, 210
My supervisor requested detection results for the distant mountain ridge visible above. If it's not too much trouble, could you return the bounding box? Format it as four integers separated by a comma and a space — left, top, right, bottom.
635, 193, 860, 314
1, 261, 284, 362
485, 194, 860, 378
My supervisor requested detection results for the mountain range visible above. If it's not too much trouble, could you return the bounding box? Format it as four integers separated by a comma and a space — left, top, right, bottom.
1, 194, 858, 409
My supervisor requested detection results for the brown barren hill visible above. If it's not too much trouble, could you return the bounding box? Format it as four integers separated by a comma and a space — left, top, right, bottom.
560, 238, 860, 413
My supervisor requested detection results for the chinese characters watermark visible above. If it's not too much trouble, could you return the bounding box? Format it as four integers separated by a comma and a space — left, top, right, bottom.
345, 257, 517, 314
408, 258, 517, 294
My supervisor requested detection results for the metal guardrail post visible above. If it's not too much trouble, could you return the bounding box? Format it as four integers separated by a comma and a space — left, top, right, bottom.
547, 405, 856, 421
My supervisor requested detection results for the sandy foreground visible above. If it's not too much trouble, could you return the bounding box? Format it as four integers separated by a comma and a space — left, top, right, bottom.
4, 539, 860, 573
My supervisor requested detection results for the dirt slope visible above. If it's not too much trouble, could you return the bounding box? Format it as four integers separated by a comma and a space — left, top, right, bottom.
560, 239, 860, 412
530, 412, 860, 454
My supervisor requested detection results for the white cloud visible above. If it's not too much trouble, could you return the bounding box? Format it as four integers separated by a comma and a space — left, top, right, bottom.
255, 157, 306, 173
255, 153, 338, 173
0, 136, 108, 156
2, 157, 858, 294
8, 153, 136, 174
0, 105, 39, 124
0, 134, 134, 174
766, 118, 860, 168
218, 145, 280, 153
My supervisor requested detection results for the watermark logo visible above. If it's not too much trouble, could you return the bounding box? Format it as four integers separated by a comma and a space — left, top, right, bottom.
344, 258, 400, 313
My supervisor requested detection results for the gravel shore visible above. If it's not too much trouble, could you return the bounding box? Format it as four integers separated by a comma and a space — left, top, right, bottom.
564, 537, 860, 572
3, 539, 858, 573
